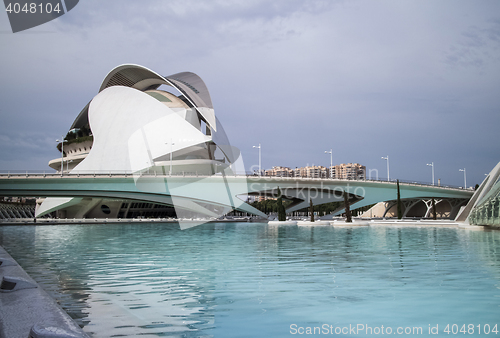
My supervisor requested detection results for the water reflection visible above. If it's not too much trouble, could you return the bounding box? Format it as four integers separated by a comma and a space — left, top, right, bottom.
0, 224, 499, 337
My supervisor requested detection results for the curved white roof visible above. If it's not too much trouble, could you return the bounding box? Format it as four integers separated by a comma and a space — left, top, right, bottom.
71, 64, 216, 131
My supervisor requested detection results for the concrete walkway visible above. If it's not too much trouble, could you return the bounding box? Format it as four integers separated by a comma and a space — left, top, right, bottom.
0, 246, 89, 338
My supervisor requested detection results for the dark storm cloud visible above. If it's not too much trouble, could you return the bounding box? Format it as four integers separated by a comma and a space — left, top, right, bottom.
445, 20, 500, 68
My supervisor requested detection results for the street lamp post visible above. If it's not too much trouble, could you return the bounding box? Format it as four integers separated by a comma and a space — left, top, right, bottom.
169, 138, 175, 176
381, 156, 390, 181
426, 162, 434, 185
56, 136, 65, 176
253, 143, 261, 176
325, 149, 332, 178
459, 168, 467, 189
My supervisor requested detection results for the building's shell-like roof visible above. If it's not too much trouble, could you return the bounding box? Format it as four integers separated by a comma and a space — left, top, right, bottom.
71, 64, 216, 131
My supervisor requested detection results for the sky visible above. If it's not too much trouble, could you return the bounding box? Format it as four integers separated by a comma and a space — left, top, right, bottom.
1, 0, 499, 188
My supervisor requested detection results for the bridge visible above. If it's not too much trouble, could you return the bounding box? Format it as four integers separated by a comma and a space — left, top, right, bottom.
0, 172, 473, 220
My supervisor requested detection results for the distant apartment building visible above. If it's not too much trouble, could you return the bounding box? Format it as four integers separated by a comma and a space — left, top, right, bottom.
265, 166, 294, 177
329, 163, 366, 180
305, 165, 329, 178
264, 165, 328, 179
263, 163, 366, 180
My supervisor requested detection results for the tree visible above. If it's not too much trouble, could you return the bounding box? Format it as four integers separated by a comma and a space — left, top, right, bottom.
432, 197, 437, 220
397, 179, 403, 219
343, 191, 352, 222
309, 198, 314, 222
277, 187, 286, 221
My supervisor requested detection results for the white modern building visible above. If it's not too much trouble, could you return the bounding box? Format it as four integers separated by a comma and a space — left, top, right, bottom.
37, 64, 248, 219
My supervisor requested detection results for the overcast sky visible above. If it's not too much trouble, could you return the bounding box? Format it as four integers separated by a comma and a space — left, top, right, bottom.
1, 0, 499, 188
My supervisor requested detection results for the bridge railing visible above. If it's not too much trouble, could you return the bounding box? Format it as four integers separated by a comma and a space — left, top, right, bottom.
0, 170, 470, 191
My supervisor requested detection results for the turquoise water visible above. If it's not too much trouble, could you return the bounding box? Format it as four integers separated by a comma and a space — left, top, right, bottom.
1, 223, 499, 337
